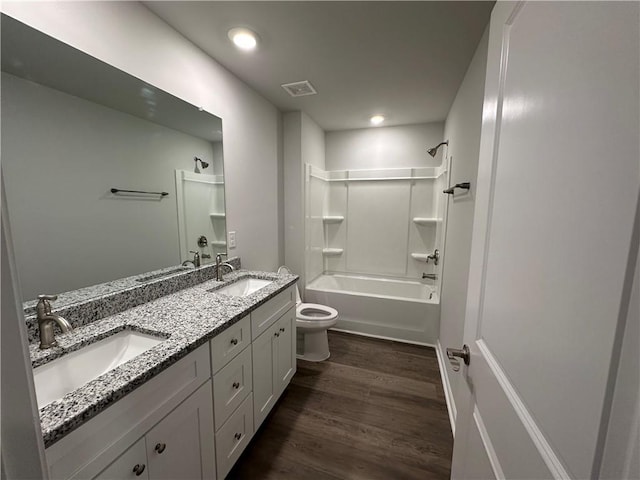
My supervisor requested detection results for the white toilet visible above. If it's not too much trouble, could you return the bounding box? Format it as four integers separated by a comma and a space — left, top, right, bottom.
278, 266, 338, 362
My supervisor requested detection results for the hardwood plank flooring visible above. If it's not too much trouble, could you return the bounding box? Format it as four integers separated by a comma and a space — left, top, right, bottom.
227, 331, 453, 479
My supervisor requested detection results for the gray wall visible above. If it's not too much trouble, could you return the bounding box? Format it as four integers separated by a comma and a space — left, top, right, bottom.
283, 111, 325, 288
439, 27, 489, 429
325, 122, 444, 171
2, 73, 213, 299
2, 1, 281, 273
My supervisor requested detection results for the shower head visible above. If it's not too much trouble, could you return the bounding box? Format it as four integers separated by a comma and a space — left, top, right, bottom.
427, 141, 449, 157
193, 157, 209, 173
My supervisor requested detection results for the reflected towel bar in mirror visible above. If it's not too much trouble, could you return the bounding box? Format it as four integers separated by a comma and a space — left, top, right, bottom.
110, 188, 169, 197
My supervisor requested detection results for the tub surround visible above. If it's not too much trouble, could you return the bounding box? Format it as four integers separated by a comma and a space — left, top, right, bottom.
29, 268, 298, 448
23, 257, 241, 344
306, 273, 439, 344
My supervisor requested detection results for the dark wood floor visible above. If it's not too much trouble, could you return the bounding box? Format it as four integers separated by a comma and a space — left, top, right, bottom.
228, 331, 453, 480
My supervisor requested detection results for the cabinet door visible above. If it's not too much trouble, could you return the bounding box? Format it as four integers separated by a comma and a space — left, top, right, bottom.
93, 437, 148, 480
275, 308, 295, 396
145, 381, 215, 480
252, 322, 279, 429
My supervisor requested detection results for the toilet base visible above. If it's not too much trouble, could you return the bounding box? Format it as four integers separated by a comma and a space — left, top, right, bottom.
297, 329, 330, 362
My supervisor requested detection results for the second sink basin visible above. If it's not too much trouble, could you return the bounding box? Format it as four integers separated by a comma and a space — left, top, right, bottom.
215, 278, 272, 297
33, 330, 164, 408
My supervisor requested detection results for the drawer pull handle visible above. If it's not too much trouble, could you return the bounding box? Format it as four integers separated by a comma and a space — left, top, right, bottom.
234, 432, 242, 440
155, 443, 166, 454
230, 338, 239, 345
232, 381, 240, 389
279, 327, 285, 332
133, 464, 146, 476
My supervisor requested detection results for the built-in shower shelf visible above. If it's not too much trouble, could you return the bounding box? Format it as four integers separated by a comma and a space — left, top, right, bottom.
322, 248, 344, 256
211, 241, 227, 247
410, 253, 431, 262
412, 217, 440, 225
209, 213, 226, 218
322, 216, 344, 224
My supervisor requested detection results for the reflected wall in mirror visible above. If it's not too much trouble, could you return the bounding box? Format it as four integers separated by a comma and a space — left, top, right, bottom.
1, 14, 227, 303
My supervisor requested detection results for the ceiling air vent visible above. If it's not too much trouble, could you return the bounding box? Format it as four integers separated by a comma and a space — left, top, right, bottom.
281, 80, 317, 97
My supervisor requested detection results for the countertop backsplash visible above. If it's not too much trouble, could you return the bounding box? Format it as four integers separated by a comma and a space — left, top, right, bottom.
24, 257, 242, 344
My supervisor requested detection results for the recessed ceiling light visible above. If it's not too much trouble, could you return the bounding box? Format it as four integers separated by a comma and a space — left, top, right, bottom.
228, 27, 258, 51
370, 115, 385, 126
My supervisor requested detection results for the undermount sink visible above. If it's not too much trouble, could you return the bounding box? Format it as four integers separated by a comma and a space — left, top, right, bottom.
215, 278, 273, 297
33, 330, 164, 408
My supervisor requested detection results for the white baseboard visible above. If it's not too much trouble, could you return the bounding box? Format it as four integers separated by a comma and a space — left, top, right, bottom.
329, 327, 436, 348
436, 340, 457, 436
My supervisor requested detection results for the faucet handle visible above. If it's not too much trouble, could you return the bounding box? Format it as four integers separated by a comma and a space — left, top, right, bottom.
38, 294, 58, 301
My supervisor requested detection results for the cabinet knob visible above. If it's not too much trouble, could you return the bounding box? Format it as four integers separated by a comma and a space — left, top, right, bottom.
232, 381, 240, 389
230, 338, 238, 345
234, 432, 242, 440
155, 442, 166, 454
132, 464, 146, 476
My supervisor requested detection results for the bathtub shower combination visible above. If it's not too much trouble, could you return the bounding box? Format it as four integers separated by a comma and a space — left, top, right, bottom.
304, 162, 450, 345
306, 273, 440, 344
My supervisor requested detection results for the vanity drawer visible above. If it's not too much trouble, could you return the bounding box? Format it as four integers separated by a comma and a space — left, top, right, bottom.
215, 393, 254, 480
213, 346, 252, 430
251, 286, 295, 340
210, 315, 251, 373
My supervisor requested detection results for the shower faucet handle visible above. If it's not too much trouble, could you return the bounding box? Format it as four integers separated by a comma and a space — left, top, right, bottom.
426, 249, 440, 265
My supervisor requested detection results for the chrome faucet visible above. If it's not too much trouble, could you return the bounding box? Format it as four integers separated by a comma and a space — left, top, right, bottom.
37, 295, 73, 349
215, 253, 234, 281
422, 273, 438, 281
426, 249, 440, 265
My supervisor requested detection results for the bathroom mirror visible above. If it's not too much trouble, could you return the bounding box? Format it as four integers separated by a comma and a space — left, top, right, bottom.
1, 14, 228, 305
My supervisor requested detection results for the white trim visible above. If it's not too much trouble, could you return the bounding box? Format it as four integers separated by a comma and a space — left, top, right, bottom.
473, 405, 505, 480
180, 170, 224, 185
329, 328, 435, 348
307, 164, 447, 183
477, 339, 571, 479
436, 340, 457, 436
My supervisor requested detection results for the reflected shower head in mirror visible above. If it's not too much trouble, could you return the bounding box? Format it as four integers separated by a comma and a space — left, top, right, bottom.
427, 140, 449, 157
194, 156, 210, 173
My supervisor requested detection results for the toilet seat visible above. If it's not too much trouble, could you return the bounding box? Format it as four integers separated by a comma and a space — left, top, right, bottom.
296, 303, 338, 322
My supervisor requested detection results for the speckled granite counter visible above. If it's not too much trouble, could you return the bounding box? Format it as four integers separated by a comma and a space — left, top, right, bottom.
30, 269, 298, 448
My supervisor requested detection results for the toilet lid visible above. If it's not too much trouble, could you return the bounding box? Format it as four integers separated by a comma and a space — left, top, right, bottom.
297, 303, 338, 322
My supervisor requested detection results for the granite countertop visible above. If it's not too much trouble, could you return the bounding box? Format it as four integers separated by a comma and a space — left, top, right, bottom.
31, 269, 298, 448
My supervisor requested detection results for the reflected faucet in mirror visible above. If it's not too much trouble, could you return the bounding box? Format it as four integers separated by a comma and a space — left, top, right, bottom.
37, 295, 73, 349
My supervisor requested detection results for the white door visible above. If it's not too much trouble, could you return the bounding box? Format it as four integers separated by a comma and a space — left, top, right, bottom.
450, 2, 639, 479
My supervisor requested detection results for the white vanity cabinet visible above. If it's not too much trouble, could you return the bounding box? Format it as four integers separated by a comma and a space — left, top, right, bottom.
252, 290, 296, 429
45, 283, 298, 480
94, 382, 215, 480
45, 343, 213, 480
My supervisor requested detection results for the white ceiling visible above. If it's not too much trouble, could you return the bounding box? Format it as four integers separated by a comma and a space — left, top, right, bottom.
144, 1, 494, 131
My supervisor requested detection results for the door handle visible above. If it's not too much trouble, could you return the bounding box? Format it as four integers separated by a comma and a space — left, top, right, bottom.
446, 345, 470, 372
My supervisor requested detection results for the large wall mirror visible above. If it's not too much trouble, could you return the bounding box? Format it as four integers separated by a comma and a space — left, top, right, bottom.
1, 14, 227, 304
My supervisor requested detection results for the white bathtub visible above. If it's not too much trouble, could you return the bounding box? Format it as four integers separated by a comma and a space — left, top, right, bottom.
305, 273, 440, 345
